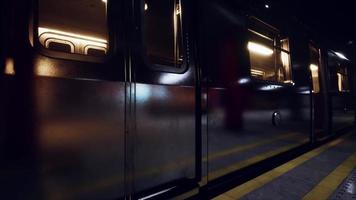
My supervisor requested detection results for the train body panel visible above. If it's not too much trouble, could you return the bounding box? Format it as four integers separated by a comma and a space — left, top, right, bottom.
34, 77, 126, 199
132, 83, 196, 192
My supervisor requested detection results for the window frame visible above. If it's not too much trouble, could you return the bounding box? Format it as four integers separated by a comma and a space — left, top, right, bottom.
139, 0, 189, 74
336, 65, 350, 93
309, 43, 322, 94
247, 17, 294, 86
31, 0, 112, 63
327, 51, 351, 94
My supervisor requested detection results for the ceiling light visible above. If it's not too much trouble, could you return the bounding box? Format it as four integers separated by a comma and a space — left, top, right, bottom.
334, 52, 349, 60
248, 41, 274, 56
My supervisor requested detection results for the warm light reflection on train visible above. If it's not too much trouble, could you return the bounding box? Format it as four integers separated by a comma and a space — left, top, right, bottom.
38, 27, 108, 56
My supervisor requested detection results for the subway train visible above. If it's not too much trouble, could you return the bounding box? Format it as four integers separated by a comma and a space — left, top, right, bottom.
0, 0, 354, 199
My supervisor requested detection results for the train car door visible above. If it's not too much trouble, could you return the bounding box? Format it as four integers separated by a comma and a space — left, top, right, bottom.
309, 43, 328, 139
129, 0, 198, 197
1, 0, 127, 199
327, 52, 354, 131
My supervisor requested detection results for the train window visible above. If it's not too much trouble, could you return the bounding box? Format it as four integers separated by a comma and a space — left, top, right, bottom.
247, 19, 292, 83
37, 0, 108, 57
309, 45, 321, 93
337, 67, 350, 92
328, 52, 350, 93
144, 0, 184, 68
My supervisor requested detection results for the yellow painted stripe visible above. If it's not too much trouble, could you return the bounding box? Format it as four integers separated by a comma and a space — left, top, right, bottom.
205, 132, 304, 162
208, 139, 309, 181
302, 152, 356, 200
213, 133, 351, 200
213, 194, 235, 200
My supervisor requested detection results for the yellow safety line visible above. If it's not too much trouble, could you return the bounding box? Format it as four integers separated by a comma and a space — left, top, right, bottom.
302, 152, 356, 200
213, 133, 352, 200
208, 139, 309, 181
213, 194, 235, 200
205, 132, 304, 162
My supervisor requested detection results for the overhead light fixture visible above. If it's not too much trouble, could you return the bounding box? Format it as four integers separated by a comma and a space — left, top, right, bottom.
38, 27, 107, 44
334, 52, 349, 61
144, 3, 148, 11
248, 41, 274, 56
265, 4, 270, 8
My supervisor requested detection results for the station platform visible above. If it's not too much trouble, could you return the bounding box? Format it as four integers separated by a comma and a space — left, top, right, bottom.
212, 131, 356, 200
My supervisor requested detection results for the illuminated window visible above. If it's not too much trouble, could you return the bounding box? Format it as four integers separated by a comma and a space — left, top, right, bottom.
328, 51, 350, 93
144, 0, 183, 68
309, 45, 321, 93
38, 0, 108, 57
247, 18, 292, 83
337, 67, 350, 92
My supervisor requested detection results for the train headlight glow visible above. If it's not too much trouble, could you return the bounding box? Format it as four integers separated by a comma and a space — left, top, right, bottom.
247, 42, 274, 56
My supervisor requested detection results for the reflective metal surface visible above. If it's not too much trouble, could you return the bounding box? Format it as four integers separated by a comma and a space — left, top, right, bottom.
34, 78, 125, 199
133, 83, 196, 192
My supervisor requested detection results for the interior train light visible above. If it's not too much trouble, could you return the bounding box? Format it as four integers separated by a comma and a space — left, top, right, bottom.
309, 64, 318, 71
337, 73, 343, 92
334, 52, 349, 61
4, 58, 15, 75
144, 3, 148, 11
247, 42, 274, 56
38, 27, 108, 55
38, 27, 107, 44
176, 4, 181, 15
265, 4, 270, 8
102, 0, 107, 3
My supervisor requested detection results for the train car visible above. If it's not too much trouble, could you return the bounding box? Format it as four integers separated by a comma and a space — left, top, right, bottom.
198, 0, 312, 190
0, 0, 354, 199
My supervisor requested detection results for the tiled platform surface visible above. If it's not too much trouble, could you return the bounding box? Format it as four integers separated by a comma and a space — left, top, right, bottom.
213, 131, 356, 200
329, 169, 356, 200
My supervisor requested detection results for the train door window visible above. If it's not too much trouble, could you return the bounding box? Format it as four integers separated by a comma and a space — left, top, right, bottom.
247, 18, 292, 83
37, 0, 109, 57
143, 0, 184, 69
309, 45, 321, 93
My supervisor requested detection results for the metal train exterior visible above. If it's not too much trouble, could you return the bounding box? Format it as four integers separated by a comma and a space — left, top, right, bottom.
0, 0, 354, 199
